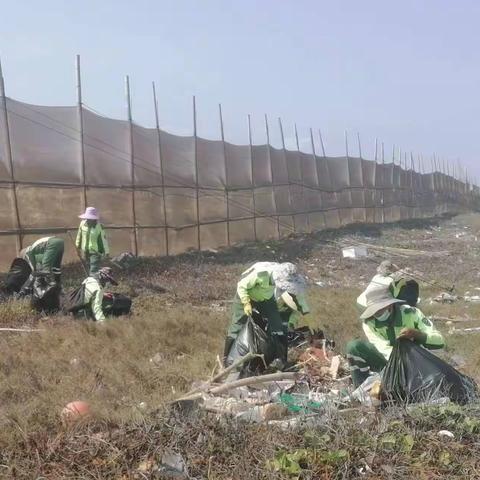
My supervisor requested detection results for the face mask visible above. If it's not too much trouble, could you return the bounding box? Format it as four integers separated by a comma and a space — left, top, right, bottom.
374, 309, 391, 322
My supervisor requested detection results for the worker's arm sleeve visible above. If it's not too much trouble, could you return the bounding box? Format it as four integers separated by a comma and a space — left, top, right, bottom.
362, 322, 393, 360
91, 289, 106, 322
100, 226, 109, 256
75, 226, 82, 249
297, 295, 310, 315
288, 311, 301, 329
415, 311, 444, 349
236, 271, 259, 305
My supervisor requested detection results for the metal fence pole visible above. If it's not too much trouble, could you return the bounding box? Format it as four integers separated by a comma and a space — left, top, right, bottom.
381, 142, 385, 223
279, 117, 296, 233
310, 127, 326, 227
76, 55, 87, 210
247, 114, 259, 240
218, 104, 231, 246
295, 123, 309, 231
125, 76, 138, 256
193, 96, 201, 250
264, 114, 280, 238
152, 81, 169, 256
0, 57, 22, 251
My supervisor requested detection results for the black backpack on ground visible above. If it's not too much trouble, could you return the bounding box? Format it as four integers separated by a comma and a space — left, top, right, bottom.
102, 292, 132, 317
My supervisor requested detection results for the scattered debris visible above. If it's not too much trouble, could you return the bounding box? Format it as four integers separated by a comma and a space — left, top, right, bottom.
433, 292, 459, 303
450, 326, 480, 335
158, 450, 189, 479
149, 352, 165, 365
464, 295, 480, 303
438, 430, 455, 439
110, 251, 137, 270
342, 246, 368, 259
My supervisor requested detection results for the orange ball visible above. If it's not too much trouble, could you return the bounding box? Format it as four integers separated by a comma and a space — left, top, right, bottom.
61, 401, 91, 423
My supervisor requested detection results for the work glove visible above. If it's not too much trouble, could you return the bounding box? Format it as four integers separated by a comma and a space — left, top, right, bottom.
243, 302, 253, 316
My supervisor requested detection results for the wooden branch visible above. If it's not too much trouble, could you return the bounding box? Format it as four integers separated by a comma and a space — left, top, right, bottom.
0, 328, 43, 333
176, 372, 299, 402
211, 352, 264, 384
180, 352, 263, 400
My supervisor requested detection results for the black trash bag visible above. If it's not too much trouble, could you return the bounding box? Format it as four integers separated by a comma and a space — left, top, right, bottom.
4, 258, 32, 295
102, 292, 132, 317
395, 279, 419, 307
382, 339, 478, 405
225, 317, 273, 376
31, 274, 61, 314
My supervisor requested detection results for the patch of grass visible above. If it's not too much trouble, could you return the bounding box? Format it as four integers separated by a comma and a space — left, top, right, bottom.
0, 213, 479, 477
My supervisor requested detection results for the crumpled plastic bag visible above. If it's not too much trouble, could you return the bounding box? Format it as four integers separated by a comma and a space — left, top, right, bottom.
382, 339, 478, 405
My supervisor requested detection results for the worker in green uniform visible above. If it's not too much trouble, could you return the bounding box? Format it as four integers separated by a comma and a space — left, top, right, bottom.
17, 236, 65, 296
225, 262, 308, 368
77, 267, 118, 322
20, 236, 64, 278
347, 285, 444, 387
75, 207, 109, 275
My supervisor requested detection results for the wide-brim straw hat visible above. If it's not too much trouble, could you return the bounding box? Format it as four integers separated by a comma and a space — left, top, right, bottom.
79, 207, 99, 220
360, 284, 405, 320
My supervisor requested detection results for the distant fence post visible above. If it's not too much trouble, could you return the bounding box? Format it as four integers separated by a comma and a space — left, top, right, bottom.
0, 58, 22, 251
152, 81, 169, 256
248, 114, 259, 241
310, 127, 327, 228
193, 96, 201, 251
125, 75, 138, 256
219, 104, 231, 246
264, 114, 280, 238
279, 117, 296, 233
295, 123, 309, 231
76, 55, 87, 210
381, 142, 385, 223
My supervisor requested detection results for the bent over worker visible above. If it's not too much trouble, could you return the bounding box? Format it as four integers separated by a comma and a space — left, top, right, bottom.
225, 262, 307, 369
17, 236, 64, 296
76, 207, 109, 275
21, 236, 64, 278
78, 267, 118, 322
347, 285, 444, 387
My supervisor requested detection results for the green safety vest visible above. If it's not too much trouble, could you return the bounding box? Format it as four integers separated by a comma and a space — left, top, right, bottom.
75, 221, 109, 255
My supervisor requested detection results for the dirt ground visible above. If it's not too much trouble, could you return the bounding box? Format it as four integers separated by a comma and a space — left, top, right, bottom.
1, 212, 480, 478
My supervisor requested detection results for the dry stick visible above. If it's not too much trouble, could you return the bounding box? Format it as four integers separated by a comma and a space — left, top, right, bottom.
0, 328, 43, 332
176, 372, 299, 402
211, 352, 265, 384
182, 352, 263, 399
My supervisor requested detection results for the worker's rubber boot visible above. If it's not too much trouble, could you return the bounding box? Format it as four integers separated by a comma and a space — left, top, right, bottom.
270, 333, 288, 371
223, 336, 235, 366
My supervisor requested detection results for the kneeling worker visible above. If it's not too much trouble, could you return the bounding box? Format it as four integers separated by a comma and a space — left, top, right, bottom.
73, 267, 118, 322
347, 285, 444, 387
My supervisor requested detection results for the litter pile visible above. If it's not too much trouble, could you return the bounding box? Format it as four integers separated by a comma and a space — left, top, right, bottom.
175, 332, 479, 428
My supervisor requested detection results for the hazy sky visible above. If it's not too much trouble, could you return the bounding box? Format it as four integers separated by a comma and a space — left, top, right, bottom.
1, 0, 479, 178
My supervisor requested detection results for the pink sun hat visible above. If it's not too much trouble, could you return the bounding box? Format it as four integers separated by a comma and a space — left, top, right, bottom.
78, 207, 99, 220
